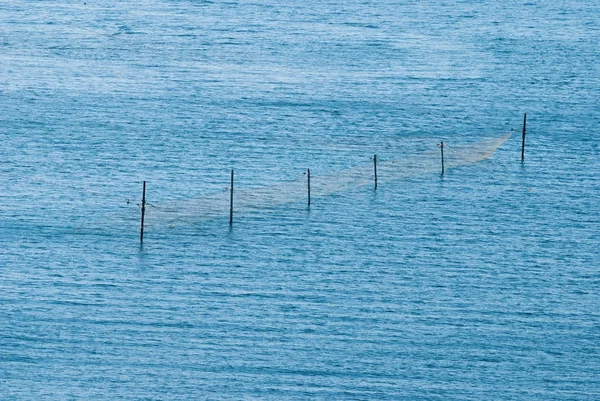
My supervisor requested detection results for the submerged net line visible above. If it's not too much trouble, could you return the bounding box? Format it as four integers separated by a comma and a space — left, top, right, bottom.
144, 133, 512, 227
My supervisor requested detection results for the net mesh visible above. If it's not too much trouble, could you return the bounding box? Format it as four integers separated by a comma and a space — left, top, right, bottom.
144, 133, 512, 227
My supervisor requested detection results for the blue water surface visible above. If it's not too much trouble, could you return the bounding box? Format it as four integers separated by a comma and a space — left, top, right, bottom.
1, 1, 599, 399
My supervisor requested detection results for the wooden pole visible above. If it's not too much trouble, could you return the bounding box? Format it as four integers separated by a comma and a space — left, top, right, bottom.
373, 154, 378, 189
521, 113, 527, 161
307, 168, 311, 207
140, 181, 146, 243
229, 169, 234, 225
440, 142, 445, 175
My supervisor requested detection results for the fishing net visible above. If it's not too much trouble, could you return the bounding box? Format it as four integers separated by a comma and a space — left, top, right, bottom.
143, 133, 511, 227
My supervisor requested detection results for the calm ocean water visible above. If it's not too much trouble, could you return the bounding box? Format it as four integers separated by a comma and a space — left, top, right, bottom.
1, 1, 599, 399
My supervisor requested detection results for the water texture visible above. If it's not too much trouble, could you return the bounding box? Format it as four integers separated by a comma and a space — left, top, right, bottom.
1, 1, 599, 399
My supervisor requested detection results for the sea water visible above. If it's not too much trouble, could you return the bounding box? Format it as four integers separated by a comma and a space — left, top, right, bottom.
1, 1, 599, 399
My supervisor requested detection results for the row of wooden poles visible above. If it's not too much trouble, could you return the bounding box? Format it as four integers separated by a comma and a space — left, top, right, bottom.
140, 114, 527, 243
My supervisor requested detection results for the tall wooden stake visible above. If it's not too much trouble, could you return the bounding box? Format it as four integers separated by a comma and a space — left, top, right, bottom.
140, 181, 146, 244
229, 169, 234, 225
373, 154, 378, 189
521, 113, 527, 161
307, 168, 311, 207
440, 142, 445, 175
